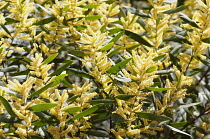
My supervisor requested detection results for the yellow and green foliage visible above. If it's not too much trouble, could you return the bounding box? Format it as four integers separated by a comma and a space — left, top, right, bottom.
0, 0, 210, 138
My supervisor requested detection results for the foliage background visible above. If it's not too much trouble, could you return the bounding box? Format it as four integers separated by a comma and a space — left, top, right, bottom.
0, 0, 210, 138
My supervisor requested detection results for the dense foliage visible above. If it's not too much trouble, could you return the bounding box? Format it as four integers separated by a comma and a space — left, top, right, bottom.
0, 0, 210, 138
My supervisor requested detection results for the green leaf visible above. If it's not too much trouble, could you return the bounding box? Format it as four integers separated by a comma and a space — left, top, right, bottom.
68, 68, 94, 79
123, 30, 153, 47
29, 103, 57, 112
146, 66, 157, 73
33, 17, 56, 25
146, 87, 174, 91
202, 37, 210, 44
0, 67, 18, 72
107, 47, 122, 57
136, 112, 172, 122
115, 94, 135, 100
85, 16, 101, 20
74, 25, 87, 30
169, 53, 182, 71
0, 135, 5, 139
30, 74, 67, 97
61, 80, 73, 88
0, 114, 20, 123
0, 48, 3, 53
110, 31, 124, 44
68, 50, 86, 57
0, 24, 11, 36
5, 18, 19, 25
170, 122, 188, 128
81, 4, 100, 9
62, 5, 70, 11
178, 102, 201, 108
179, 13, 199, 28
107, 58, 132, 74
153, 54, 166, 61
0, 96, 17, 117
64, 107, 82, 113
164, 34, 190, 44
122, 6, 150, 18
108, 28, 122, 35
71, 105, 99, 121
49, 60, 73, 76
111, 113, 125, 123
194, 56, 210, 67
82, 131, 111, 137
42, 53, 58, 65
100, 42, 114, 52
163, 4, 190, 14
165, 124, 192, 138
87, 99, 116, 105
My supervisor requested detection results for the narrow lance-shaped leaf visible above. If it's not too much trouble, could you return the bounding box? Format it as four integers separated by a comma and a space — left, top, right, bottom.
163, 4, 190, 14
100, 42, 114, 52
68, 68, 94, 79
49, 60, 73, 76
29, 103, 57, 112
87, 99, 116, 105
123, 30, 153, 47
30, 74, 67, 97
0, 24, 11, 36
136, 112, 172, 122
179, 13, 199, 28
164, 124, 192, 138
64, 107, 82, 113
0, 114, 20, 123
169, 53, 182, 71
71, 105, 99, 121
122, 6, 150, 18
0, 96, 17, 117
5, 18, 19, 25
107, 58, 132, 74
33, 17, 56, 25
107, 47, 122, 57
42, 53, 58, 65
85, 16, 101, 20
110, 31, 124, 44
146, 66, 157, 73
146, 87, 174, 91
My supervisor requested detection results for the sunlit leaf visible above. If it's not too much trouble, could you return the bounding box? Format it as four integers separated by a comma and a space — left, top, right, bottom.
71, 105, 99, 120
81, 4, 100, 9
42, 53, 58, 65
87, 99, 116, 105
85, 16, 101, 20
100, 42, 114, 52
170, 122, 188, 128
146, 87, 174, 91
107, 58, 132, 74
146, 66, 157, 73
64, 107, 82, 113
29, 103, 57, 112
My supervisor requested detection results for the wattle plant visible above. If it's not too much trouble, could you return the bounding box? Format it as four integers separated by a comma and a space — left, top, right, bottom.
0, 0, 209, 138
